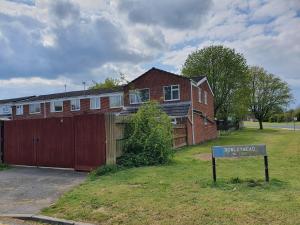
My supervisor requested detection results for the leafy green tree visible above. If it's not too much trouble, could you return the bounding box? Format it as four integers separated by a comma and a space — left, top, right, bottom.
181, 45, 250, 126
89, 73, 128, 90
249, 66, 293, 129
118, 101, 173, 167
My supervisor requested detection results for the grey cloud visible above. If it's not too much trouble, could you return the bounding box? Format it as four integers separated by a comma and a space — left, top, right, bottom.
118, 0, 213, 29
49, 0, 80, 21
0, 0, 149, 79
140, 28, 167, 49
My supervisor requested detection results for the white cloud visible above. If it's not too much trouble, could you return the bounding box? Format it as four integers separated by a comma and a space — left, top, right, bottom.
0, 0, 299, 106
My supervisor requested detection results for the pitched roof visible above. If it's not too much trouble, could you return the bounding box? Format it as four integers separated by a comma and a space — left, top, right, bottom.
0, 96, 36, 104
190, 76, 206, 83
18, 86, 124, 103
127, 67, 206, 85
119, 101, 191, 117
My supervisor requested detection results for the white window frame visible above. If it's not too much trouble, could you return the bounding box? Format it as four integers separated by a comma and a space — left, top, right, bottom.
198, 88, 202, 103
129, 88, 150, 104
204, 91, 208, 105
51, 100, 64, 113
70, 99, 81, 111
16, 105, 23, 115
90, 97, 101, 109
109, 95, 123, 108
29, 103, 41, 114
163, 85, 180, 101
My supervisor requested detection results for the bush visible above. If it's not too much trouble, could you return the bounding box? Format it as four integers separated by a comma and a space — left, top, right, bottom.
117, 101, 174, 167
89, 164, 124, 180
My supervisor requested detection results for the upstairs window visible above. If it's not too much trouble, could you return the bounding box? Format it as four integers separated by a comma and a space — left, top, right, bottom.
129, 89, 150, 104
110, 95, 123, 108
51, 101, 63, 112
204, 91, 208, 104
164, 85, 180, 101
29, 103, 41, 114
90, 97, 101, 109
16, 105, 23, 115
198, 88, 202, 103
71, 99, 80, 111
0, 105, 11, 115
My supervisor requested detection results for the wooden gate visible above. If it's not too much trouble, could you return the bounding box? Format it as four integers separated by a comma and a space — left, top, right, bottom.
3, 114, 106, 171
74, 114, 106, 171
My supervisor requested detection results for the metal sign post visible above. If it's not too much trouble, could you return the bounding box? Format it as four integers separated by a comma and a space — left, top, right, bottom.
211, 144, 269, 182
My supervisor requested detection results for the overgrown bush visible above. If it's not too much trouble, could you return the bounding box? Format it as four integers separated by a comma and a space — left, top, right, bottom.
117, 101, 174, 167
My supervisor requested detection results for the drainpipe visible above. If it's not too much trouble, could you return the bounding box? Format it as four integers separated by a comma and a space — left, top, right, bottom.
44, 101, 47, 118
190, 81, 195, 145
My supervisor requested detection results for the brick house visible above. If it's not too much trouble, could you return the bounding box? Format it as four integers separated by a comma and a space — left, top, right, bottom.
1, 67, 217, 145
121, 68, 217, 144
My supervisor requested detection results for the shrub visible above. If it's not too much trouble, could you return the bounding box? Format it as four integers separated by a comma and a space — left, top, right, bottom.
117, 101, 174, 167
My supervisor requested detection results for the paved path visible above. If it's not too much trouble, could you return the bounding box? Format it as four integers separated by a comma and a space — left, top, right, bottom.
0, 167, 86, 214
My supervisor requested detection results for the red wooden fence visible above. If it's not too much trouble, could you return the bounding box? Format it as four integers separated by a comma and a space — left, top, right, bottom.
4, 114, 106, 171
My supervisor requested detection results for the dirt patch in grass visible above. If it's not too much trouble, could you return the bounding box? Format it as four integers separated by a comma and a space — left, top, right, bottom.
194, 153, 212, 161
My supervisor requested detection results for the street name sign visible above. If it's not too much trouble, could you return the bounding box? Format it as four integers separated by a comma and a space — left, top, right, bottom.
211, 144, 269, 182
212, 144, 267, 158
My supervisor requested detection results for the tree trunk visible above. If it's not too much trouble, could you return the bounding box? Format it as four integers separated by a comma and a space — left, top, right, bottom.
259, 120, 263, 130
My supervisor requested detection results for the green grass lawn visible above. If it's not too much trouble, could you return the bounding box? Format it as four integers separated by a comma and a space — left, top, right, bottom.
244, 121, 300, 128
42, 129, 300, 225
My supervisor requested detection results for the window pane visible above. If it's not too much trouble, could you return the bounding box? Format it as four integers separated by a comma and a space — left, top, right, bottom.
164, 86, 171, 100
16, 105, 23, 115
71, 99, 80, 111
90, 97, 100, 109
52, 101, 63, 112
129, 93, 136, 104
140, 89, 149, 102
130, 89, 149, 104
199, 88, 202, 103
110, 95, 122, 108
29, 103, 40, 114
204, 91, 208, 104
172, 89, 179, 100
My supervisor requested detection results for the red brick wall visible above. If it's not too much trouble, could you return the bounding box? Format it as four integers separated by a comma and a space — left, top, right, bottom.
191, 81, 217, 144
12, 97, 122, 120
192, 82, 214, 119
124, 69, 191, 106
184, 81, 217, 145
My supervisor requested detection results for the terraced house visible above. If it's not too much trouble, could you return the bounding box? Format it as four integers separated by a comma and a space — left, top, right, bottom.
0, 68, 217, 145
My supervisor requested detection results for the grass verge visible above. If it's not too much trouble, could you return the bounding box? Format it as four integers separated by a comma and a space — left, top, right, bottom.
0, 163, 9, 171
42, 128, 300, 225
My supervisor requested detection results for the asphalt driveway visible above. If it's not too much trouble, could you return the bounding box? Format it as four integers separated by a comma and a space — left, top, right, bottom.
0, 167, 86, 214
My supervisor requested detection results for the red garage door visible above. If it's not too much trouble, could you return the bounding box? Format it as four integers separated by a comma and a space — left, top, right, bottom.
4, 114, 106, 171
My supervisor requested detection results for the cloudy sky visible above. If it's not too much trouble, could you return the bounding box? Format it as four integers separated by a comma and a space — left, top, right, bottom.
0, 0, 299, 107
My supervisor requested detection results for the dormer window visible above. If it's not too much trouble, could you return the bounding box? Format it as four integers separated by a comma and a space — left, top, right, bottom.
164, 85, 180, 101
51, 101, 63, 112
129, 89, 150, 104
16, 105, 23, 115
90, 97, 101, 109
71, 99, 80, 111
29, 103, 41, 114
110, 95, 123, 108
